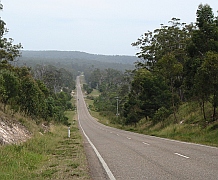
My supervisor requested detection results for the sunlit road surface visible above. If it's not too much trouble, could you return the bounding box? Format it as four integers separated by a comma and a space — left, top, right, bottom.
76, 76, 218, 180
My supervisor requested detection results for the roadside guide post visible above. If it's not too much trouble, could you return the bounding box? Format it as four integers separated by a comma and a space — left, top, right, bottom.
115, 97, 119, 117
68, 126, 70, 138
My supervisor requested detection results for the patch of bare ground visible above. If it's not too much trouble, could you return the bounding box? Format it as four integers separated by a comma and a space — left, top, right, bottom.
0, 111, 31, 145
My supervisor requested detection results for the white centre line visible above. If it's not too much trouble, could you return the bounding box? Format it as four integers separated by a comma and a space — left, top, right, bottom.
127, 137, 131, 140
142, 142, 150, 145
117, 134, 119, 136
175, 153, 190, 159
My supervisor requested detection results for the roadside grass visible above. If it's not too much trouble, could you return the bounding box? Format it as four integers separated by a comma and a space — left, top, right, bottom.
89, 89, 100, 97
145, 101, 218, 146
148, 123, 218, 146
84, 94, 218, 147
0, 110, 90, 180
85, 98, 94, 108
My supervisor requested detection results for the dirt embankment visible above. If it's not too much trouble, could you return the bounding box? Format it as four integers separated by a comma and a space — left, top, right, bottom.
0, 114, 31, 145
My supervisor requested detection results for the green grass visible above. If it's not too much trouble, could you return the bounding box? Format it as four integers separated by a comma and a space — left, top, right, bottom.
89, 89, 100, 96
0, 143, 44, 179
0, 110, 90, 180
138, 102, 218, 147
85, 98, 94, 107
149, 123, 218, 146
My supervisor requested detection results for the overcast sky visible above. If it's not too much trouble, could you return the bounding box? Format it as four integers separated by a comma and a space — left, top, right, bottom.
1, 0, 218, 56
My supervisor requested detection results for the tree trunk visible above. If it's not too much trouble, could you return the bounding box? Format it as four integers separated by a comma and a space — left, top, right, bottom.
212, 92, 216, 122
212, 105, 216, 122
3, 103, 6, 112
171, 81, 178, 123
201, 100, 207, 125
179, 87, 185, 102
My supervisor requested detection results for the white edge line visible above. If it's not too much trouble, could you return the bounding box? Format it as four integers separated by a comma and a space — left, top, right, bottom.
77, 82, 116, 180
175, 153, 190, 159
78, 119, 116, 180
79, 121, 116, 180
145, 134, 218, 150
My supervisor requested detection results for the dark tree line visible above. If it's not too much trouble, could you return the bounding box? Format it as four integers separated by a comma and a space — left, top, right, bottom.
85, 4, 218, 126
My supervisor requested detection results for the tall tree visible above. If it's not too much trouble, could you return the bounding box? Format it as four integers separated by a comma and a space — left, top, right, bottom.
187, 4, 218, 58
132, 18, 193, 70
155, 53, 183, 122
195, 52, 218, 122
184, 4, 218, 118
123, 69, 171, 125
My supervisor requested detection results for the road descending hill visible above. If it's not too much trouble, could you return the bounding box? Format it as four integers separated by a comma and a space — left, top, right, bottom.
76, 76, 218, 180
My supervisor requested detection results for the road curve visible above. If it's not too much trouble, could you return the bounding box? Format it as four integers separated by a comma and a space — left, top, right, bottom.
76, 76, 218, 180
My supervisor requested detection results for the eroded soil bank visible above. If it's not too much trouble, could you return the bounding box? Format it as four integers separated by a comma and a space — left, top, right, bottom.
0, 113, 31, 145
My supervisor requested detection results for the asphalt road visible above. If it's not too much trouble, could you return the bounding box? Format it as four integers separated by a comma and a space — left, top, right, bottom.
76, 76, 218, 180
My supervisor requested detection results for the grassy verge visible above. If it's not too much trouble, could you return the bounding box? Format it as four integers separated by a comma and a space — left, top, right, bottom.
144, 102, 218, 147
84, 93, 218, 147
0, 110, 90, 180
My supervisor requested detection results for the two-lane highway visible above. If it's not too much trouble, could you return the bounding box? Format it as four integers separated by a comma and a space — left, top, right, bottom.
76, 76, 218, 180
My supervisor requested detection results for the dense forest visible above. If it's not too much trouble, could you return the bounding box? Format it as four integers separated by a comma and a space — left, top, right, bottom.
85, 4, 218, 127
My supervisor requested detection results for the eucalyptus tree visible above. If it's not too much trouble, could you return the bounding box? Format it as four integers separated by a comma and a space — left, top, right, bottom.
132, 18, 193, 70
87, 68, 102, 90
187, 4, 218, 58
123, 69, 171, 125
155, 53, 183, 122
40, 65, 62, 93
132, 18, 194, 107
184, 4, 218, 122
185, 4, 218, 82
0, 3, 22, 112
0, 3, 22, 63
59, 68, 75, 92
194, 52, 218, 123
32, 64, 75, 94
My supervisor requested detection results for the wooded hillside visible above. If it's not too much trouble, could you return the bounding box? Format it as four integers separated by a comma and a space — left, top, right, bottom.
18, 50, 136, 72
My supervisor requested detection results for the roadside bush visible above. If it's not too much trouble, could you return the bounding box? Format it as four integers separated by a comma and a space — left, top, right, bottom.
153, 107, 171, 124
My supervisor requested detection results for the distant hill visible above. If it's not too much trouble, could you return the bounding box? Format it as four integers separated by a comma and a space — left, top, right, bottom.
17, 50, 138, 72
20, 50, 138, 65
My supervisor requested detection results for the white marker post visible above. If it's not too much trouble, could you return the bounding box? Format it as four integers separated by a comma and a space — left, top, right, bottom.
68, 127, 70, 138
